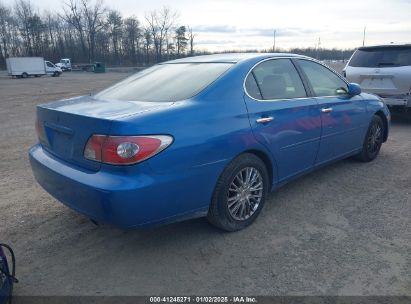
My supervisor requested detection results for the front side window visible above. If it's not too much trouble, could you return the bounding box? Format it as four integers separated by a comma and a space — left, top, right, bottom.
297, 60, 348, 97
95, 63, 233, 102
245, 59, 307, 100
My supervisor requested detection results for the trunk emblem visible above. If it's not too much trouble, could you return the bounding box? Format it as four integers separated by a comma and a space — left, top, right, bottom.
374, 69, 380, 74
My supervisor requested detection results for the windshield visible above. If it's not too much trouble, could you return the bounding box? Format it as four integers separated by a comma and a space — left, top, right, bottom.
348, 46, 411, 67
94, 63, 233, 102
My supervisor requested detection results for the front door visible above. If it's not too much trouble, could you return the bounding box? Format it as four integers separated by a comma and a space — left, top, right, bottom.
295, 59, 368, 165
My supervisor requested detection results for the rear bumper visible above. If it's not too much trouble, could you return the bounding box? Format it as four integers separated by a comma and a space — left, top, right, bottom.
29, 144, 215, 228
379, 95, 411, 107
383, 98, 410, 107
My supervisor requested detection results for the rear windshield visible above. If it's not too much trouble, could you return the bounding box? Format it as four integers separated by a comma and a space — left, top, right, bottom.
348, 46, 411, 67
94, 63, 233, 102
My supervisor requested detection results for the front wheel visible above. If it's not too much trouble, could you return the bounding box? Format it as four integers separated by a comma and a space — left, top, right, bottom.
207, 153, 269, 231
355, 115, 385, 162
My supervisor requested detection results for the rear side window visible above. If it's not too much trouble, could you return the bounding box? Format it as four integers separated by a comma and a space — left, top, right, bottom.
95, 63, 233, 102
348, 46, 411, 67
297, 60, 348, 97
245, 59, 307, 100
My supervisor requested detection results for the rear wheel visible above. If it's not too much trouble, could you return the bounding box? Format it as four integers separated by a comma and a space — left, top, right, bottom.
207, 153, 269, 231
355, 115, 384, 162
21, 72, 28, 78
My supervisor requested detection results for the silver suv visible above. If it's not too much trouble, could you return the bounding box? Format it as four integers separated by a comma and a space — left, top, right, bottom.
343, 45, 411, 110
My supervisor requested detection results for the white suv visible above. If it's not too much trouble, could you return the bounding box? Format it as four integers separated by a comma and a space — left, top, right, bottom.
344, 45, 411, 110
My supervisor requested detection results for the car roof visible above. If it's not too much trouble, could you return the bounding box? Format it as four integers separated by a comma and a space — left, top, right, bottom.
358, 44, 411, 50
162, 53, 309, 64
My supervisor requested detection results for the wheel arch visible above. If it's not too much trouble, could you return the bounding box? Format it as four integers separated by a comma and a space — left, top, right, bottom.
375, 110, 388, 142
241, 149, 276, 190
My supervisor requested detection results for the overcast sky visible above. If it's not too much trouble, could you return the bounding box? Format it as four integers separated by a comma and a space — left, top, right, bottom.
14, 0, 411, 51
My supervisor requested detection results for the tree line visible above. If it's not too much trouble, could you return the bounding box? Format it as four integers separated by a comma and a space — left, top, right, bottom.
0, 0, 196, 68
215, 47, 354, 61
0, 0, 355, 69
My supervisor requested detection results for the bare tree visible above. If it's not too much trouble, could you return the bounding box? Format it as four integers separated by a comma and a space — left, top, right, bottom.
107, 9, 122, 64
145, 6, 177, 62
0, 2, 13, 63
43, 12, 66, 61
123, 16, 141, 65
187, 26, 196, 56
61, 0, 87, 58
29, 14, 46, 56
0, 1, 202, 68
15, 0, 34, 55
143, 26, 152, 65
80, 0, 106, 62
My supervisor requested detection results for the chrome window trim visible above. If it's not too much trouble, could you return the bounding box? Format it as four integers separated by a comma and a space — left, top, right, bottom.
243, 56, 350, 102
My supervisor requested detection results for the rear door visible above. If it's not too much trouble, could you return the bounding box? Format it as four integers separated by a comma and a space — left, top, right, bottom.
244, 58, 322, 182
295, 59, 367, 165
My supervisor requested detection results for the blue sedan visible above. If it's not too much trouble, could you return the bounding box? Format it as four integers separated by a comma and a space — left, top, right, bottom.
29, 53, 390, 231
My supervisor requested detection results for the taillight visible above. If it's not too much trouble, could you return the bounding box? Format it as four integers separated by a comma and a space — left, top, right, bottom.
84, 135, 173, 165
35, 119, 47, 144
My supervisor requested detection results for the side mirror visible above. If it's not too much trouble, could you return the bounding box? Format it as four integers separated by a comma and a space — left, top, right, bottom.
347, 83, 361, 96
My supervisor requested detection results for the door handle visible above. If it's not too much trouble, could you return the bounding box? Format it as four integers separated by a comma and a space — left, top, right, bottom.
321, 107, 333, 113
256, 117, 274, 124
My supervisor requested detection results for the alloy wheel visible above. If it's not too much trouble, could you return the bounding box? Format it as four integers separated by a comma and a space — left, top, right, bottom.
227, 167, 263, 221
367, 122, 382, 154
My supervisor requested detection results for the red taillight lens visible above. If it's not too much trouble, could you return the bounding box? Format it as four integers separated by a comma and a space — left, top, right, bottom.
84, 135, 173, 165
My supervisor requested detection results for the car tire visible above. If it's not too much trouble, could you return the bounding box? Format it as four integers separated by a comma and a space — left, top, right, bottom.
207, 153, 269, 231
22, 72, 28, 79
355, 115, 384, 162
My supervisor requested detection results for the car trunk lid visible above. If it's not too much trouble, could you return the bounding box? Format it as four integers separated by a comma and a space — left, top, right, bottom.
37, 95, 173, 171
354, 66, 411, 95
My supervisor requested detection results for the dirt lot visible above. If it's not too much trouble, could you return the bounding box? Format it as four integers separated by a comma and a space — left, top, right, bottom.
0, 71, 410, 296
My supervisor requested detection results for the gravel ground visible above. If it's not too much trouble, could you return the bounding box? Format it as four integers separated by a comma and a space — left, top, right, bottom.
0, 71, 410, 296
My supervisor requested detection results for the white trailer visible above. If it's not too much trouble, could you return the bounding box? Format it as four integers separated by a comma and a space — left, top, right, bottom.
6, 57, 62, 78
